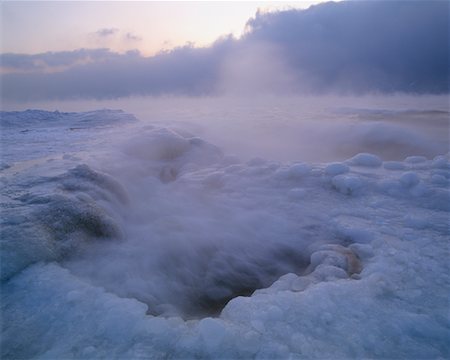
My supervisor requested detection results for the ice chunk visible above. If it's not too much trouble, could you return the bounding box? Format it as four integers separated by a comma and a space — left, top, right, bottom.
346, 153, 382, 167
324, 163, 350, 176
335, 223, 375, 244
59, 164, 128, 204
331, 174, 365, 195
311, 264, 348, 280
198, 318, 226, 350
273, 163, 311, 181
349, 243, 374, 260
187, 137, 224, 165
378, 179, 403, 197
432, 169, 450, 179
399, 172, 420, 188
265, 273, 299, 292
310, 250, 348, 272
309, 244, 362, 276
430, 174, 447, 185
383, 161, 406, 170
288, 163, 312, 178
425, 188, 450, 211
432, 155, 449, 169
291, 276, 314, 292
123, 128, 191, 161
404, 156, 427, 163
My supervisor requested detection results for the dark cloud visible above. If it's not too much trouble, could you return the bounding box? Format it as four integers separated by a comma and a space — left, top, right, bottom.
1, 48, 117, 72
243, 1, 449, 94
1, 41, 234, 100
1, 1, 448, 101
95, 28, 119, 37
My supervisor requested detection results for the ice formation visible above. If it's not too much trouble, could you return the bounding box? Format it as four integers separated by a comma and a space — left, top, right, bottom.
1, 107, 449, 359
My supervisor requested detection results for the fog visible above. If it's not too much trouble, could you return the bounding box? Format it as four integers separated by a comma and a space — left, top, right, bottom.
3, 94, 448, 163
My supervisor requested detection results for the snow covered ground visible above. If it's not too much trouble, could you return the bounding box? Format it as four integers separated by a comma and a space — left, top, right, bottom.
1, 97, 449, 359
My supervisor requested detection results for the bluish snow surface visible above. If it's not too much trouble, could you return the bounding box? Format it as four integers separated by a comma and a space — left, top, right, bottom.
1, 106, 449, 359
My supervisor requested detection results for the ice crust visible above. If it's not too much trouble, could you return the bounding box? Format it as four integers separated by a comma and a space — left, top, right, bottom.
1, 109, 449, 359
0, 164, 125, 281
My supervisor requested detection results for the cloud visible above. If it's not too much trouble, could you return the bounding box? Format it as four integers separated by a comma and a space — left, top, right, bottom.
1, 1, 448, 101
1, 48, 116, 73
1, 40, 234, 100
95, 28, 119, 37
125, 33, 142, 42
242, 1, 449, 94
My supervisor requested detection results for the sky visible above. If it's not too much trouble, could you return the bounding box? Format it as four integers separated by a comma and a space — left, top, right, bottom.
1, 1, 448, 102
1, 1, 324, 55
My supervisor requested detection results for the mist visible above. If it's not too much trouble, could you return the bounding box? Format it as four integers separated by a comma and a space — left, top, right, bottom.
3, 94, 448, 163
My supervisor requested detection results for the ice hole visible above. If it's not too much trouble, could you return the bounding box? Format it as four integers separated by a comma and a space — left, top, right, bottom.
141, 246, 312, 319
64, 236, 364, 320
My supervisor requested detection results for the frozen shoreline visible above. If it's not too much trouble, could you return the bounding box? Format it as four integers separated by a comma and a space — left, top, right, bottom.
1, 107, 449, 359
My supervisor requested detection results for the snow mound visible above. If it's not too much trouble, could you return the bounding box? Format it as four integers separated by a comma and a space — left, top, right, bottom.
274, 163, 312, 181
404, 155, 427, 163
331, 174, 366, 195
346, 153, 382, 167
383, 161, 406, 170
121, 127, 223, 182
399, 171, 420, 188
324, 162, 350, 176
432, 155, 450, 169
1, 164, 124, 281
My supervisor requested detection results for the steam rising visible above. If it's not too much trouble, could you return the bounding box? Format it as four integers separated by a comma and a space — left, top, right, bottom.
219, 42, 297, 96
30, 96, 444, 319
61, 124, 320, 318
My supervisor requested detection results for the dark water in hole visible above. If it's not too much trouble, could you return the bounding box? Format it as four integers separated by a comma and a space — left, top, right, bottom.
141, 247, 312, 319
